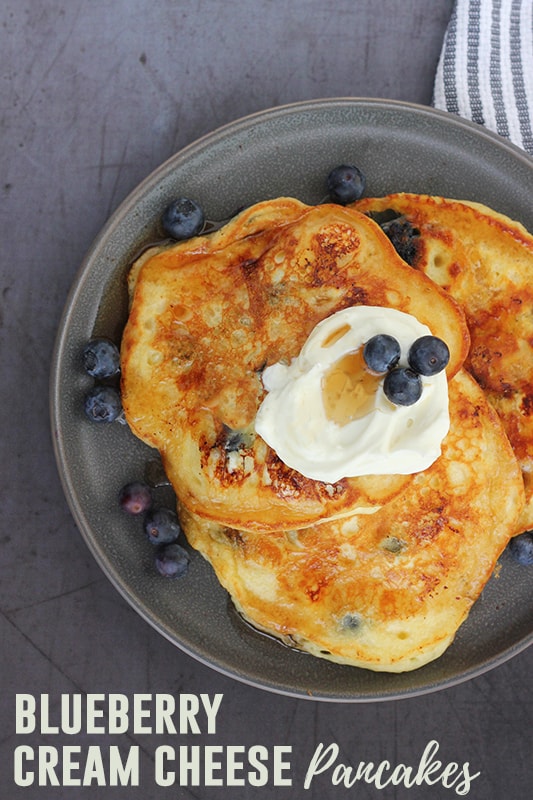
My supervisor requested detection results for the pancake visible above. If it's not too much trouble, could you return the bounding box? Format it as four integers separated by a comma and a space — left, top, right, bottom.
354, 193, 533, 534
181, 370, 525, 672
121, 198, 469, 532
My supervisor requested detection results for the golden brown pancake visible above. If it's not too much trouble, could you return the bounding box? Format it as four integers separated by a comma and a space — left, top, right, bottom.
121, 198, 469, 531
181, 370, 525, 672
354, 193, 533, 533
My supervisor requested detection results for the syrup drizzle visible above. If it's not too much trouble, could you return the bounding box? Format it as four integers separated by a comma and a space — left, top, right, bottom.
322, 348, 381, 425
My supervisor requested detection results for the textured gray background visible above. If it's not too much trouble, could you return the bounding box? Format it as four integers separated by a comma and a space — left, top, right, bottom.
2, 1, 532, 798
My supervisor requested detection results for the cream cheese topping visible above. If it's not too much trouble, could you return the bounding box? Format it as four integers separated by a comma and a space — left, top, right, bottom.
255, 306, 450, 482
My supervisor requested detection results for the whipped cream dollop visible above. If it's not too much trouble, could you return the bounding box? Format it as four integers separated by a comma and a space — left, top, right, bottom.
254, 306, 450, 482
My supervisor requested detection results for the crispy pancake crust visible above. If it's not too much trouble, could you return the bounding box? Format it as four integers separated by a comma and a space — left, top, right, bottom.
121, 198, 469, 531
354, 193, 533, 533
182, 371, 524, 672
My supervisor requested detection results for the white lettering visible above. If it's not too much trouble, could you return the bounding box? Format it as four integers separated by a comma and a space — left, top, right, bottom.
39, 746, 60, 785
133, 694, 152, 733
13, 745, 33, 786
456, 763, 482, 796
202, 692, 223, 734
155, 745, 175, 787
13, 746, 139, 787
108, 745, 140, 787
14, 692, 224, 736
154, 694, 176, 734
41, 699, 59, 735
248, 745, 269, 787
15, 695, 36, 734
226, 745, 246, 786
108, 694, 129, 734
180, 695, 200, 734
204, 745, 224, 786
372, 759, 393, 788
414, 739, 443, 786
62, 746, 82, 786
303, 739, 480, 796
86, 695, 106, 734
179, 745, 201, 785
390, 762, 414, 786
153, 744, 290, 788
61, 695, 81, 735
273, 745, 292, 786
304, 742, 339, 789
82, 746, 106, 786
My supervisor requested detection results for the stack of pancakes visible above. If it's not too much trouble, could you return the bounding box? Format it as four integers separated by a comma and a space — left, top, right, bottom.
121, 196, 529, 672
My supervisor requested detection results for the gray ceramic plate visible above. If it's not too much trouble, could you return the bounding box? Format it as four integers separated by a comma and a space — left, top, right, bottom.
51, 98, 533, 702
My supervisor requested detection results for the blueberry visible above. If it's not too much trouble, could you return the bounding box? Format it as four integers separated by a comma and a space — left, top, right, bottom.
408, 336, 450, 376
383, 367, 422, 406
221, 425, 254, 452
363, 334, 401, 374
327, 164, 366, 204
380, 217, 419, 266
508, 531, 533, 566
155, 542, 190, 578
83, 385, 122, 423
340, 613, 363, 631
144, 507, 181, 545
162, 197, 205, 240
118, 481, 153, 515
82, 338, 121, 379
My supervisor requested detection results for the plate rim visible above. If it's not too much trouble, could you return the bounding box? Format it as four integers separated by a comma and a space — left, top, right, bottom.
50, 96, 533, 702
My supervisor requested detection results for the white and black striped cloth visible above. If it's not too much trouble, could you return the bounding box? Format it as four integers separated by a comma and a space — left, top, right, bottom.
433, 0, 533, 155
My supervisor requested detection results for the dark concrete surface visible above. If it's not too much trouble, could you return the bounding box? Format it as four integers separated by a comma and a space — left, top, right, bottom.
2, 1, 532, 798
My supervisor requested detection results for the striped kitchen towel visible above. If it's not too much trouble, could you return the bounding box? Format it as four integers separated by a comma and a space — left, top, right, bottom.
433, 0, 533, 155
